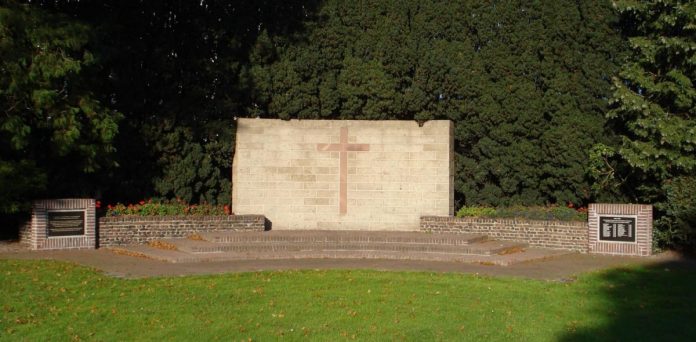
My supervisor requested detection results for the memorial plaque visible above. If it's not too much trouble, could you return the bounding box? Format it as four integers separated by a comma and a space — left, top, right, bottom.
47, 211, 85, 237
599, 216, 635, 242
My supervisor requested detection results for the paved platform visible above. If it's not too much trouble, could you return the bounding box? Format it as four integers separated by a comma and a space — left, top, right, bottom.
1, 246, 689, 281
105, 230, 567, 266
3, 232, 691, 281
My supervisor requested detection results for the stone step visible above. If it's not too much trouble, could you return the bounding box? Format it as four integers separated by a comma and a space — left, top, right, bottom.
107, 245, 566, 266
198, 230, 488, 246
167, 239, 525, 256
105, 230, 571, 266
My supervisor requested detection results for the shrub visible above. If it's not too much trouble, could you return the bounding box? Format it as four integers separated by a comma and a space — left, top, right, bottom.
655, 177, 696, 252
456, 205, 587, 222
456, 207, 497, 218
105, 199, 231, 216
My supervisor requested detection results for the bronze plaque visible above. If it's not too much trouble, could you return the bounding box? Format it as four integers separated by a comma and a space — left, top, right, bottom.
47, 211, 85, 237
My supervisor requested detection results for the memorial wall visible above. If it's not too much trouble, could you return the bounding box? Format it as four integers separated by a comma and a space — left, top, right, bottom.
232, 119, 454, 230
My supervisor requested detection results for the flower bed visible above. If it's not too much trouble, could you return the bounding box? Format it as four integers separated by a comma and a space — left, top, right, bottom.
105, 199, 231, 216
456, 205, 588, 222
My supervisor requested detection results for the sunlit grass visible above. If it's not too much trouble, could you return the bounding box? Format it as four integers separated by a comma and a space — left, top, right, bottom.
1, 260, 694, 341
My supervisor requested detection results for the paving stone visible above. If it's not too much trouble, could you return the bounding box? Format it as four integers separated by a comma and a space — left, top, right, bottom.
199, 230, 488, 245
107, 230, 567, 266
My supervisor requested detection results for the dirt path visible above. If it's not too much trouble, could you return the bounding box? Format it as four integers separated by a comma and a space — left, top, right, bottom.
1, 242, 691, 280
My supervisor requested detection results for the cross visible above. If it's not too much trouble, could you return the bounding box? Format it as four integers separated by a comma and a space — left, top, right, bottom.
317, 127, 370, 215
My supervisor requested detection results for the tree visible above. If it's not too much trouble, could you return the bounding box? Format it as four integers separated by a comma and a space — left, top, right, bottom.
0, 1, 121, 213
6, 0, 630, 215
26, 0, 321, 205
593, 0, 696, 249
247, 0, 626, 207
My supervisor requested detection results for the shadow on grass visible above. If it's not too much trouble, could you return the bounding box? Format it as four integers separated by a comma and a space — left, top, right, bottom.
561, 258, 696, 341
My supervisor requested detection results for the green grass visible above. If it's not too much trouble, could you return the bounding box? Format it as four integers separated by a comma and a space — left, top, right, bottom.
1, 260, 695, 341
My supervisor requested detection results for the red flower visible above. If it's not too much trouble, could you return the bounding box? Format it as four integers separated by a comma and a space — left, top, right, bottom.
139, 200, 145, 205
95, 201, 101, 209
224, 205, 231, 215
107, 204, 113, 210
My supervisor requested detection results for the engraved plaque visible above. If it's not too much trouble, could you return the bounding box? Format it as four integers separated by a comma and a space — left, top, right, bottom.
47, 211, 85, 237
599, 216, 635, 242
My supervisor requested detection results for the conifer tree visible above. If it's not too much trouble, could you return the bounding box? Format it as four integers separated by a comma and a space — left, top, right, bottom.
248, 0, 626, 207
0, 2, 121, 213
594, 0, 696, 248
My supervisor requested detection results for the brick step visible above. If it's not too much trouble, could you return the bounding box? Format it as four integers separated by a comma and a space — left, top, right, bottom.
198, 230, 488, 246
108, 244, 566, 266
168, 239, 525, 256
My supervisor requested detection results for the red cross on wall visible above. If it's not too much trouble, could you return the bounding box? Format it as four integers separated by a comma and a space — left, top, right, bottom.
316, 127, 370, 215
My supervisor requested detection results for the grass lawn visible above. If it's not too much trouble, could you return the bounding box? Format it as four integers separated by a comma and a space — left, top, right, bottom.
1, 260, 695, 341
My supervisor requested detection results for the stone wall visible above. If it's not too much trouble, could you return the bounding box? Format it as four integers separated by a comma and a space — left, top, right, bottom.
233, 119, 454, 230
421, 216, 589, 252
97, 215, 266, 247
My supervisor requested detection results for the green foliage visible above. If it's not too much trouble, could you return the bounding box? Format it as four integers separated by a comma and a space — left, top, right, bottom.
655, 176, 696, 250
105, 199, 230, 217
609, 0, 696, 178
51, 1, 317, 205
455, 206, 497, 218
0, 160, 45, 213
595, 0, 696, 249
456, 205, 588, 222
151, 127, 233, 205
0, 1, 651, 231
247, 0, 626, 206
0, 1, 121, 213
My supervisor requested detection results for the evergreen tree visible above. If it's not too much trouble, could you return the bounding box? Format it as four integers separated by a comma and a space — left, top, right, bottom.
593, 0, 696, 249
0, 1, 121, 213
26, 0, 320, 205
4, 0, 630, 217
247, 0, 626, 207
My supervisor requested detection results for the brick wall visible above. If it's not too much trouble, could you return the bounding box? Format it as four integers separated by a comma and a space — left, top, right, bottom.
233, 119, 454, 231
97, 215, 266, 246
18, 219, 31, 247
21, 199, 97, 250
421, 216, 589, 252
588, 203, 652, 256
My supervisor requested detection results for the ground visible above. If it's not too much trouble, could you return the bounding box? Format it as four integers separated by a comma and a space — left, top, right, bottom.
0, 242, 683, 280
1, 245, 695, 340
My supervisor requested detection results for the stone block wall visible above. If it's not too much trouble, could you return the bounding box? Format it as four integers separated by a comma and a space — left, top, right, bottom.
421, 216, 589, 252
233, 119, 454, 230
98, 215, 266, 246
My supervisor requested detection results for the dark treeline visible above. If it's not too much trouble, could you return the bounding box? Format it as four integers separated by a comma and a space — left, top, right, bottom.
244, 0, 626, 208
1, 1, 694, 248
2, 0, 322, 207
